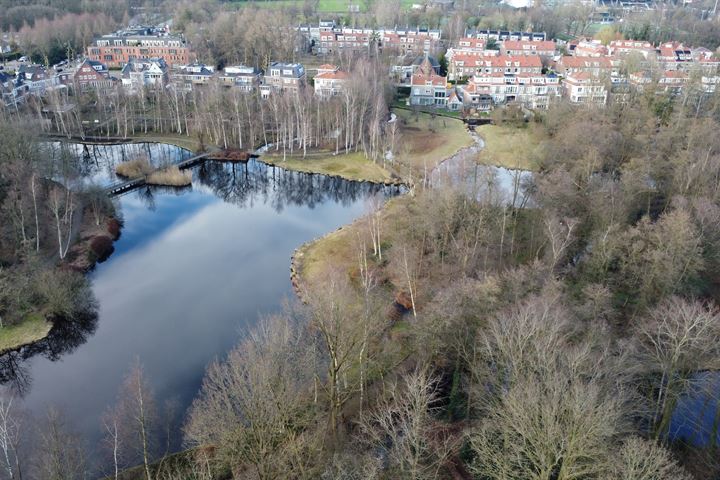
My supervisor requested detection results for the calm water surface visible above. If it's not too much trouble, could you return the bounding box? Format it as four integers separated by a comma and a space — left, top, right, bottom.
0, 143, 397, 466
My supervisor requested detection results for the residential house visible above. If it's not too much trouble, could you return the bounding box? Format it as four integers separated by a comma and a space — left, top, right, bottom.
462, 71, 560, 109
121, 58, 169, 90
572, 39, 608, 57
447, 52, 496, 81
501, 40, 556, 57
262, 62, 306, 96
608, 40, 654, 59
409, 56, 448, 106
16, 65, 58, 94
173, 63, 214, 91
563, 72, 607, 105
467, 30, 547, 42
73, 59, 113, 92
657, 41, 692, 70
658, 70, 688, 94
456, 37, 487, 50
393, 54, 441, 83
218, 65, 263, 91
446, 87, 464, 111
311, 24, 441, 55
475, 55, 543, 76
314, 64, 350, 98
460, 83, 493, 111
556, 56, 614, 78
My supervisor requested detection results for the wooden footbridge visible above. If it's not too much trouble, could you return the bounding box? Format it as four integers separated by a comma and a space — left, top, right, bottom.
104, 151, 211, 197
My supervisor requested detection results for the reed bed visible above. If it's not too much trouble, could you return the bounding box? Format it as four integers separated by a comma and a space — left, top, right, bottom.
146, 166, 192, 187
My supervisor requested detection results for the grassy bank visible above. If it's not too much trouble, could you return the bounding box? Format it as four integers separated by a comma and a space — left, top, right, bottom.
116, 158, 192, 187
295, 195, 411, 292
475, 124, 540, 171
395, 109, 474, 176
262, 151, 397, 184
0, 313, 52, 354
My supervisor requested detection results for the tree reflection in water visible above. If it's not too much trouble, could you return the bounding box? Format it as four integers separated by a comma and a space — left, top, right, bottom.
0, 156, 402, 401
195, 159, 403, 212
0, 312, 99, 397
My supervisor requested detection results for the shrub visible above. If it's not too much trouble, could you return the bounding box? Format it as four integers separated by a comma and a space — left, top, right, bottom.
116, 156, 153, 178
146, 166, 192, 187
106, 218, 121, 239
89, 235, 114, 263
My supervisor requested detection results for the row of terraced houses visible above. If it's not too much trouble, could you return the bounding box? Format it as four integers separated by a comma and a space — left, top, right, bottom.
406, 33, 720, 112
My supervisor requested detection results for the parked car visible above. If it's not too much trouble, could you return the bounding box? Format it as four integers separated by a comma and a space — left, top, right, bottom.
18, 56, 27, 62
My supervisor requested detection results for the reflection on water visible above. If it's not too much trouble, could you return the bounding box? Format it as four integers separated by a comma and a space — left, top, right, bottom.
670, 372, 720, 446
0, 143, 399, 467
42, 141, 194, 186
430, 135, 533, 206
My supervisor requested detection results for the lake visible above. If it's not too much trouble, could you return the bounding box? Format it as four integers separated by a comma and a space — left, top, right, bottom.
0, 142, 399, 470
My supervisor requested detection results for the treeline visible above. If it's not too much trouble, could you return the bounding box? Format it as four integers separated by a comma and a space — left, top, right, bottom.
0, 0, 131, 31
10, 57, 394, 163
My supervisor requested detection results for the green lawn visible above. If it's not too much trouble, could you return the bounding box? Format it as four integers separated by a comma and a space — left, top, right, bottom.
262, 151, 397, 183
395, 109, 474, 174
475, 124, 540, 171
0, 313, 52, 354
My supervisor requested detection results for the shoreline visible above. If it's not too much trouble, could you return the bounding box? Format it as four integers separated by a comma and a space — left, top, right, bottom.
289, 125, 482, 302
0, 211, 122, 356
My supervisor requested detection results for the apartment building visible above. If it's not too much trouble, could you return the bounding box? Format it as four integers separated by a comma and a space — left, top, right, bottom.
87, 26, 191, 68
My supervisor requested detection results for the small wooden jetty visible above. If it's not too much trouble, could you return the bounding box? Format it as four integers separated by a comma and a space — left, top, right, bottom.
205, 149, 255, 163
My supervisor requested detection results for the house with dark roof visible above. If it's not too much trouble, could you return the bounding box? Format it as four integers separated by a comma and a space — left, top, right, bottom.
173, 63, 214, 91
218, 65, 263, 92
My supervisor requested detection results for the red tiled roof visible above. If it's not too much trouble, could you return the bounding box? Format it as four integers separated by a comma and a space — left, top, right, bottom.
411, 72, 446, 86
502, 40, 556, 52
558, 56, 612, 68
315, 70, 349, 80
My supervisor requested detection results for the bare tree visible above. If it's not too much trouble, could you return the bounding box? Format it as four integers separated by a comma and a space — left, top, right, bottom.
114, 359, 157, 480
32, 407, 86, 480
608, 437, 692, 480
359, 369, 456, 480
184, 313, 319, 480
0, 391, 23, 480
634, 297, 720, 441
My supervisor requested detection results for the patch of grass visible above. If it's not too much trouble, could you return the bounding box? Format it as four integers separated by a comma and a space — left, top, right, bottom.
262, 151, 396, 184
475, 124, 540, 171
0, 313, 52, 354
146, 166, 192, 186
395, 109, 473, 175
296, 195, 411, 290
116, 157, 153, 178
